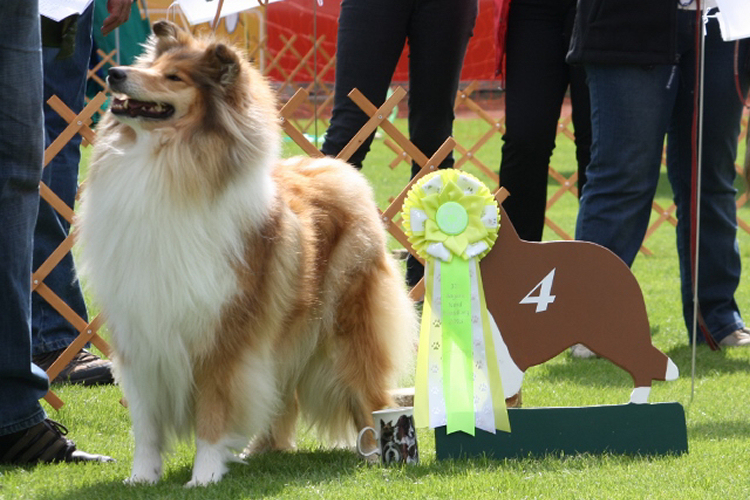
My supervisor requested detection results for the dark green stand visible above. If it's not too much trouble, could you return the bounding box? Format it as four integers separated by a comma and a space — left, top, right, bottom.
435, 402, 688, 460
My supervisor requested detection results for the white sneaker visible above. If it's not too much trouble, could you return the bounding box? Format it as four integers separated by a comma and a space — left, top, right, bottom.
719, 328, 750, 347
570, 343, 597, 359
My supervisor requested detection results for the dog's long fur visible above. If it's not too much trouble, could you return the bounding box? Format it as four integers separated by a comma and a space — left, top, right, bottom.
78, 21, 416, 486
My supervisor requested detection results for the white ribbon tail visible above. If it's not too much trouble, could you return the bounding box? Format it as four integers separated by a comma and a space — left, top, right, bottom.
488, 312, 525, 399
426, 260, 447, 429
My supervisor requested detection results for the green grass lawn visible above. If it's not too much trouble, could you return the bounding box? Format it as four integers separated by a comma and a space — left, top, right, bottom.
3, 116, 750, 499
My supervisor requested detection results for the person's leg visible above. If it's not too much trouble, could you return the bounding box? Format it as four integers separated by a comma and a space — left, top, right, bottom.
320, 0, 412, 168
0, 2, 116, 466
406, 0, 477, 176
499, 0, 574, 241
569, 63, 591, 197
0, 0, 49, 437
31, 6, 112, 384
564, 3, 591, 198
403, 0, 477, 286
561, 1, 594, 359
576, 63, 676, 267
32, 6, 93, 355
666, 12, 748, 343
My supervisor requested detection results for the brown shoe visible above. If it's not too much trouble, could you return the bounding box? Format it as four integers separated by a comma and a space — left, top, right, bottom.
0, 419, 114, 464
32, 349, 114, 386
719, 328, 750, 347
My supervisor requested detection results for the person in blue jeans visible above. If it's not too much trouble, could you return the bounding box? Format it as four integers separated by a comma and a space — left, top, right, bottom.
567, 2, 750, 347
32, 1, 132, 384
0, 0, 113, 464
321, 0, 478, 288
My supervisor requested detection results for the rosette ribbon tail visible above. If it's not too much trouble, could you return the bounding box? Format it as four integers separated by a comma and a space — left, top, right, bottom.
406, 169, 510, 436
414, 262, 433, 430
441, 257, 475, 435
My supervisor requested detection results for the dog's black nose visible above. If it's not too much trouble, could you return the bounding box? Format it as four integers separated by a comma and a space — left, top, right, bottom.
107, 67, 127, 85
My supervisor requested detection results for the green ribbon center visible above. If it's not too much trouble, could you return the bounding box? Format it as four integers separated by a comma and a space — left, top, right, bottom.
435, 201, 469, 236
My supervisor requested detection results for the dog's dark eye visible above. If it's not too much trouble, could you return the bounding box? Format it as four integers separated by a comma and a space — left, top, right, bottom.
166, 74, 182, 82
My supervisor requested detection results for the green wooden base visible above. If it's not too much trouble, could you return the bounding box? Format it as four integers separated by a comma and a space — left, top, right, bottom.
435, 402, 687, 460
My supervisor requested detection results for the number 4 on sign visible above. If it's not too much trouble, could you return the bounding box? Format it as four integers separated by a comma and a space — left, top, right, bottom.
520, 268, 556, 313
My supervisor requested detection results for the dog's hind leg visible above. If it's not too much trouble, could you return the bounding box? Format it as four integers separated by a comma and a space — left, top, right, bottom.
244, 392, 299, 455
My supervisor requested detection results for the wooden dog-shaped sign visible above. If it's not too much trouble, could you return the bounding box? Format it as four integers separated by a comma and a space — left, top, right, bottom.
480, 199, 678, 404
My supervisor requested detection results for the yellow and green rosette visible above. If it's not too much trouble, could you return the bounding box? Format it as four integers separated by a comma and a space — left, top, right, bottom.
402, 169, 510, 436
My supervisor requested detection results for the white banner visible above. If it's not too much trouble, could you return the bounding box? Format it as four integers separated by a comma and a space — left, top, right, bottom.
176, 0, 285, 26
39, 0, 94, 22
715, 0, 750, 41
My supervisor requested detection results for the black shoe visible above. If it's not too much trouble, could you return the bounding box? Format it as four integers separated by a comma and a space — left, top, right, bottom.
33, 348, 114, 386
0, 419, 114, 464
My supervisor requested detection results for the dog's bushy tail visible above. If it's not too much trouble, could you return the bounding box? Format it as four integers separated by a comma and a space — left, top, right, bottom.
297, 253, 418, 446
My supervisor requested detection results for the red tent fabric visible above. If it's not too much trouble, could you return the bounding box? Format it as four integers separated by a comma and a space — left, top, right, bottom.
265, 0, 498, 83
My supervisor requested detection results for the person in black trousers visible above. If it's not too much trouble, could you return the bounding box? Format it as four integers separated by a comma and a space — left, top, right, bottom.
496, 0, 591, 242
321, 0, 478, 287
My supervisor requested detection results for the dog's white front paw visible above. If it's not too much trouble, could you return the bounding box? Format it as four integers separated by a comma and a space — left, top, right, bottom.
128, 448, 162, 485
186, 438, 230, 487
185, 471, 224, 488
124, 471, 160, 486
186, 460, 229, 487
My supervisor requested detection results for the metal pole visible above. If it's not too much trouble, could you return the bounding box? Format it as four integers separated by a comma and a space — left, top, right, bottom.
691, 3, 708, 401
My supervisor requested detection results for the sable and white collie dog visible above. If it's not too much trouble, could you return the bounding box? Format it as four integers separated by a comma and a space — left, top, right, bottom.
78, 21, 416, 487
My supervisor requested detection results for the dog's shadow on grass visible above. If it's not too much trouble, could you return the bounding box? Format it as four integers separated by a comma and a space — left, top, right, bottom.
37, 449, 366, 499
25, 452, 309, 499
36, 445, 686, 499
31, 448, 591, 499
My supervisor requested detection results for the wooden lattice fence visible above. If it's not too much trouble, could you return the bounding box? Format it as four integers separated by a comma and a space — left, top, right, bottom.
35, 23, 750, 408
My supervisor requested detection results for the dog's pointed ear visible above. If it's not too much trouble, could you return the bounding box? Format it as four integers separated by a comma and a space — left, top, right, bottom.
151, 20, 184, 55
205, 43, 241, 87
